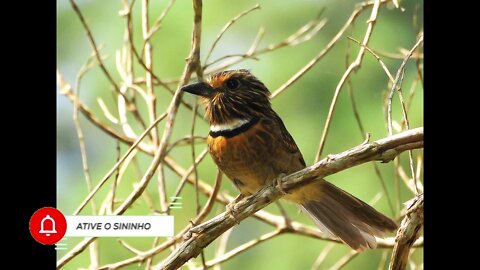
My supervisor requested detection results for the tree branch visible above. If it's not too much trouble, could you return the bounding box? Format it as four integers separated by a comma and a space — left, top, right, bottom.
388, 193, 424, 270
155, 127, 423, 270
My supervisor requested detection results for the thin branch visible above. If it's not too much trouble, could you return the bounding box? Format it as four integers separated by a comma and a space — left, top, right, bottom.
415, 58, 424, 88
376, 50, 423, 60
167, 148, 208, 214
155, 128, 423, 270
395, 161, 420, 194
204, 4, 261, 64
157, 160, 169, 213
143, 0, 177, 45
345, 41, 395, 216
271, 0, 391, 99
192, 102, 201, 215
191, 170, 223, 226
310, 243, 335, 270
72, 112, 167, 215
389, 194, 424, 270
145, 237, 161, 270
387, 35, 424, 136
140, 0, 170, 225
386, 35, 423, 197
57, 74, 155, 154
166, 136, 207, 153
73, 53, 98, 215
118, 239, 143, 255
57, 237, 96, 269
315, 0, 383, 161
404, 75, 419, 115
123, 0, 173, 92
203, 12, 327, 72
201, 229, 283, 269
328, 250, 358, 270
68, 0, 125, 98
111, 141, 121, 213
142, 0, 160, 149
213, 227, 233, 270
346, 36, 394, 82
378, 250, 390, 270
97, 97, 119, 124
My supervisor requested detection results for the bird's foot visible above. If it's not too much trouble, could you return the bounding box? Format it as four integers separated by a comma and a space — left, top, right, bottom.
226, 194, 244, 225
274, 173, 289, 195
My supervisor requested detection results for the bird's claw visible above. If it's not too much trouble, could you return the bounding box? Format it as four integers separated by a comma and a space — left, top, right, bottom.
226, 194, 244, 225
275, 173, 288, 195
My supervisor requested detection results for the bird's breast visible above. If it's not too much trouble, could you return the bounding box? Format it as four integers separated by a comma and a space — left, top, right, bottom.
207, 119, 276, 195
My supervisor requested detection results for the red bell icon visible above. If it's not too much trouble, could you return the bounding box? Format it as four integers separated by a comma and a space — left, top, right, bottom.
30, 207, 67, 244
39, 214, 57, 236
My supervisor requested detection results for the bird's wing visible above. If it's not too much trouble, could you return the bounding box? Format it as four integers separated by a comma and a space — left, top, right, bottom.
271, 112, 307, 168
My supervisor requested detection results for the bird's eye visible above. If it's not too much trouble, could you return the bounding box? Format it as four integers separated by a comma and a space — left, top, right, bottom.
225, 78, 239, 90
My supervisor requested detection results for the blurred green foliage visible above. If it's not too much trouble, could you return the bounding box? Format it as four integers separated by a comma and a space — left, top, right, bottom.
57, 0, 423, 269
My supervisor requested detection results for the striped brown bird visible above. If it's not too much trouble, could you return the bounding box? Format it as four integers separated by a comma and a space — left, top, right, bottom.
181, 69, 397, 251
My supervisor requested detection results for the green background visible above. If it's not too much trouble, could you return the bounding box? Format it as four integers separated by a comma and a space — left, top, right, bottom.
57, 0, 423, 269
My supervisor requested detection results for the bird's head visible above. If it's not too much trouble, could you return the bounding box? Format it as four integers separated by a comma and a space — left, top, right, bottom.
181, 69, 272, 125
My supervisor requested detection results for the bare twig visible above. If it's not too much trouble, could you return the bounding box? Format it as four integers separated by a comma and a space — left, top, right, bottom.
315, 0, 383, 161
68, 0, 124, 98
378, 250, 390, 270
123, 0, 173, 92
377, 50, 423, 60
203, 12, 327, 73
143, 0, 177, 45
73, 53, 98, 215
168, 149, 209, 213
310, 243, 335, 270
142, 0, 159, 148
191, 102, 202, 216
271, 0, 391, 99
58, 75, 155, 154
118, 239, 143, 255
387, 35, 424, 136
386, 35, 424, 196
345, 42, 395, 216
213, 227, 233, 270
346, 36, 394, 82
191, 171, 223, 226
328, 250, 358, 270
97, 97, 119, 124
204, 4, 261, 64
200, 229, 283, 269
111, 141, 121, 213
72, 112, 167, 215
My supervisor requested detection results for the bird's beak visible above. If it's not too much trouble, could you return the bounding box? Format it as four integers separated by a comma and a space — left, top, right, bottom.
181, 82, 215, 97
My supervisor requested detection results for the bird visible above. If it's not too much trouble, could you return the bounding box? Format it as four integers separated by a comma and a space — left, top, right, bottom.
181, 69, 397, 251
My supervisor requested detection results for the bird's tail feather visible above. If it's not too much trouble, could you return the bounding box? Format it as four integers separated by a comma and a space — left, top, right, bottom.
300, 181, 398, 251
